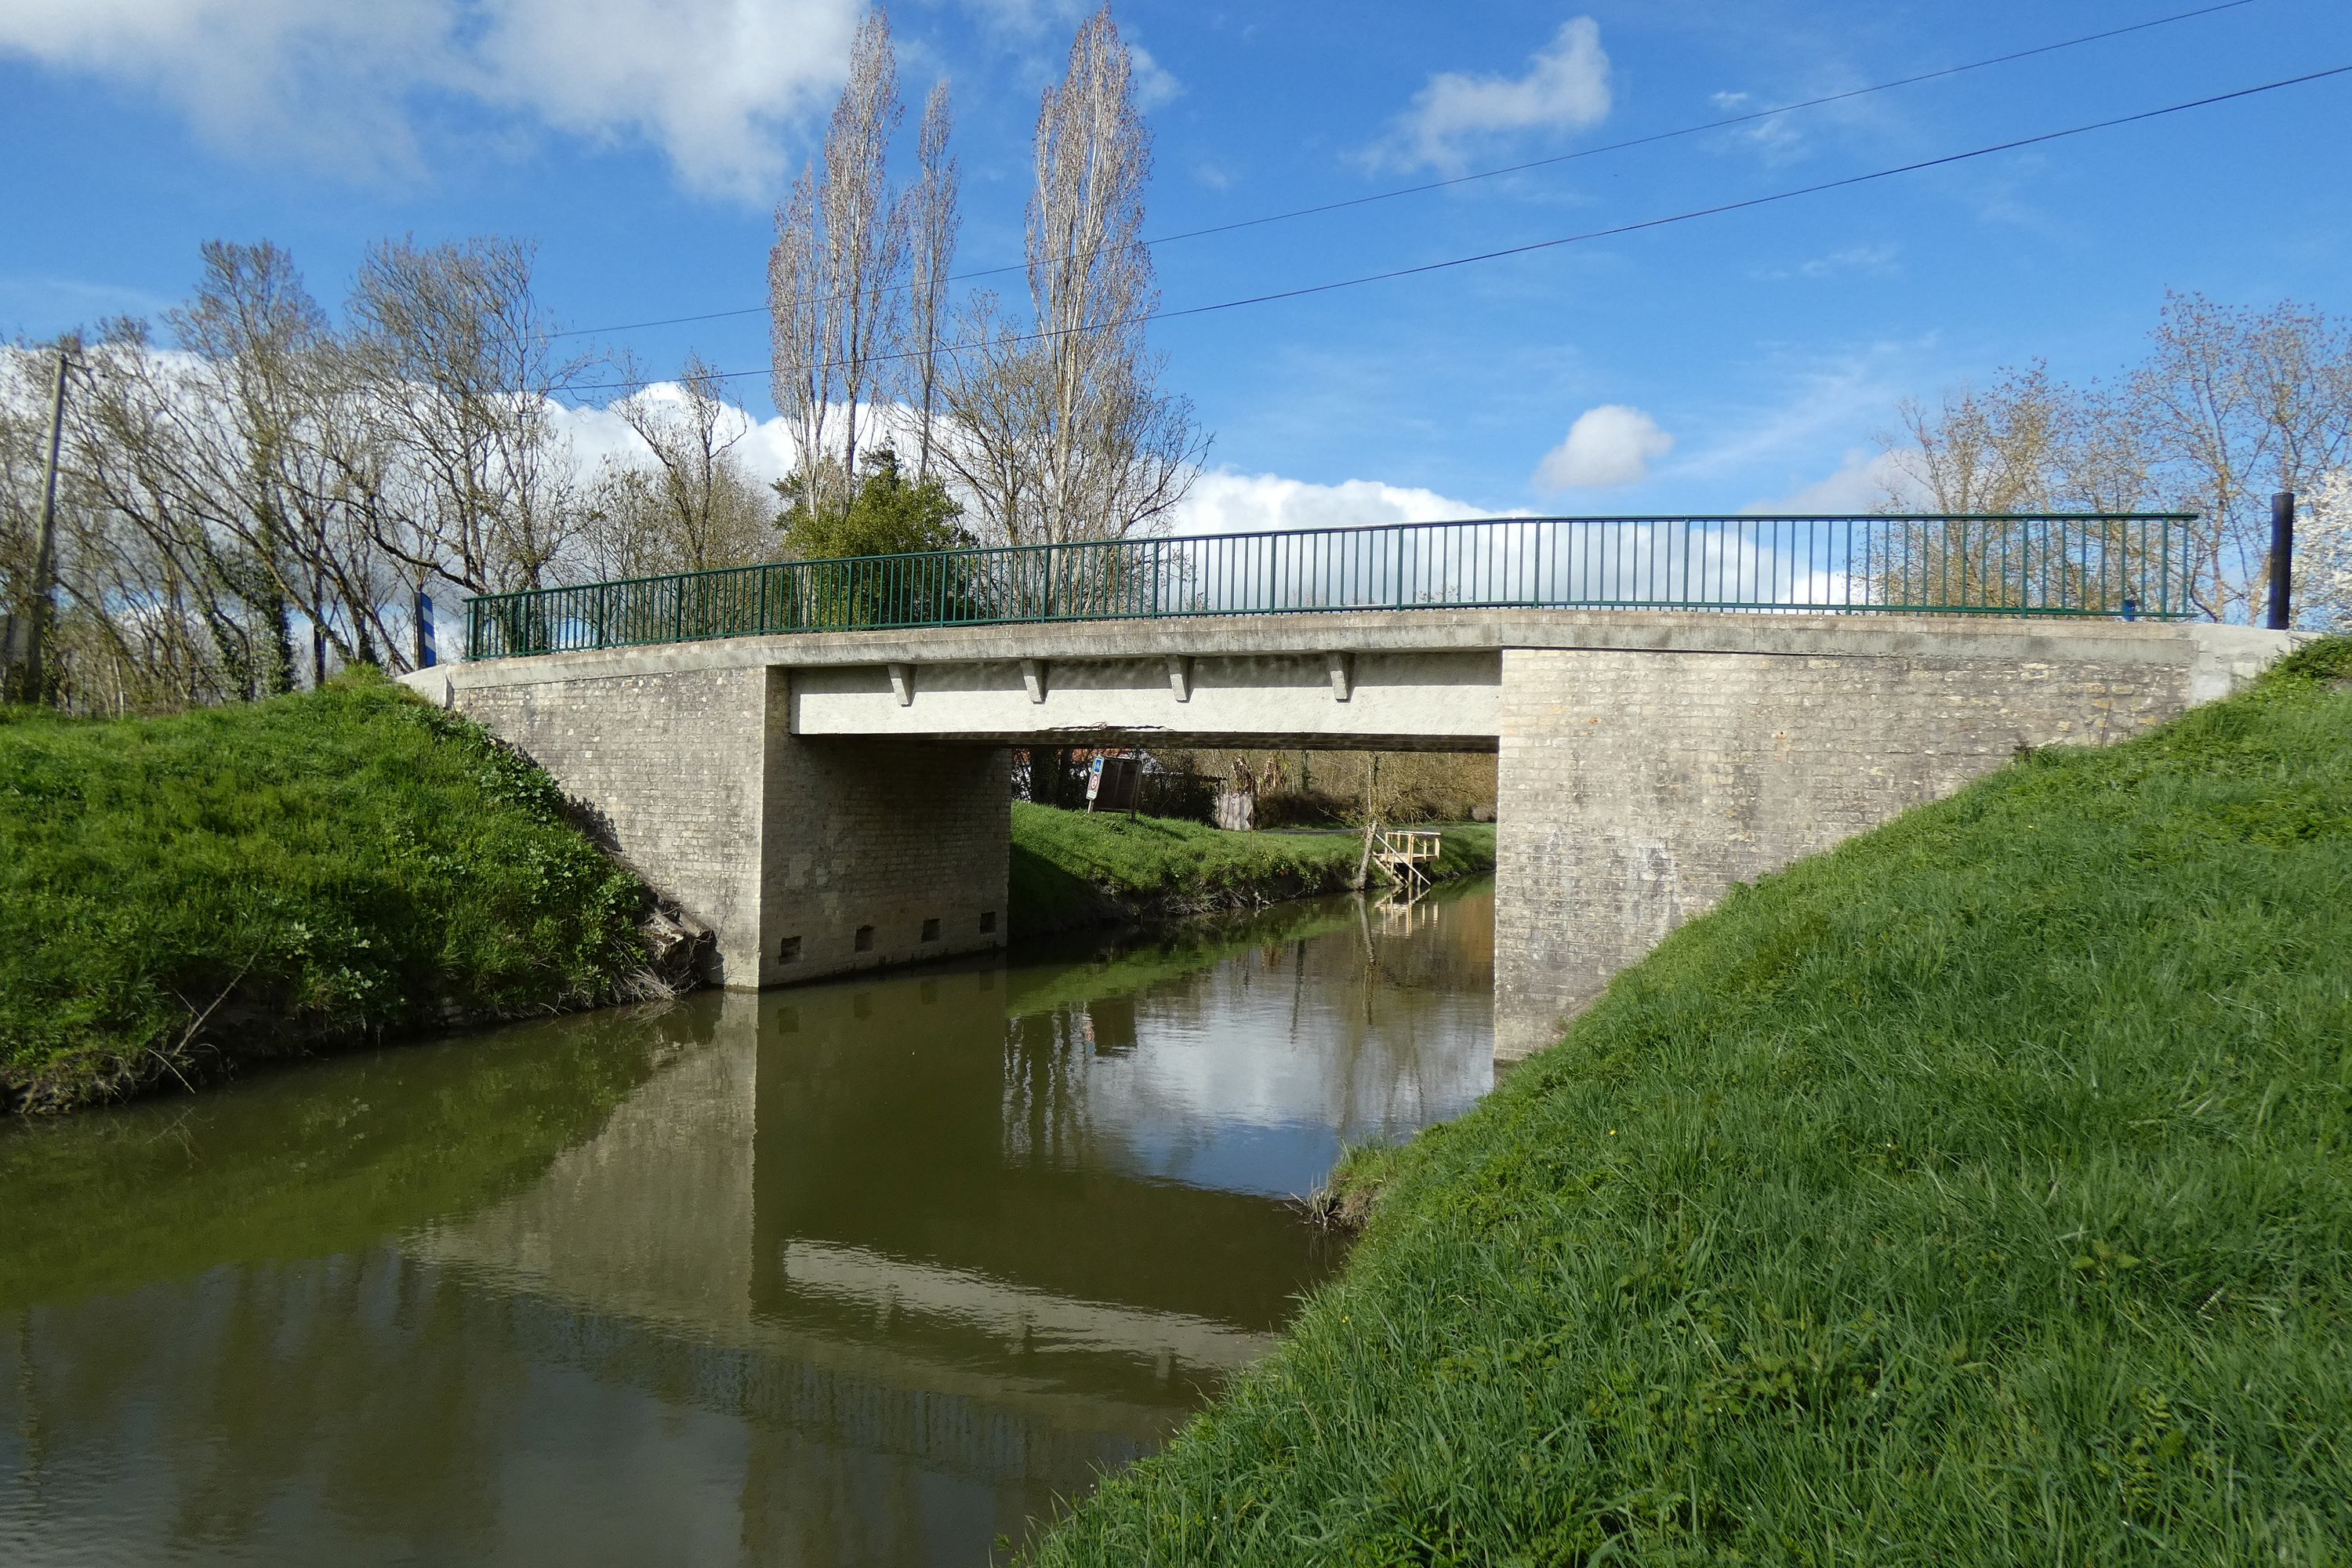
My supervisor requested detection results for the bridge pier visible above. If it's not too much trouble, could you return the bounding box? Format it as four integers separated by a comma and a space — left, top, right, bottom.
444, 664, 1008, 989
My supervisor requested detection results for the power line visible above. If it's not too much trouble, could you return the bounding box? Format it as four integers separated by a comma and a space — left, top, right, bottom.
555, 0, 2262, 342
568, 63, 2350, 394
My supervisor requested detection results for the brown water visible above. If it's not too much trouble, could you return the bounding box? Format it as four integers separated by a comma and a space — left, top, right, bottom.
0, 882, 1495, 1566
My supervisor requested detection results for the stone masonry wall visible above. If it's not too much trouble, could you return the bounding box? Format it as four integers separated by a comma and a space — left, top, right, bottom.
1493, 646, 2194, 1061
757, 670, 1011, 985
454, 666, 1011, 989
457, 666, 774, 983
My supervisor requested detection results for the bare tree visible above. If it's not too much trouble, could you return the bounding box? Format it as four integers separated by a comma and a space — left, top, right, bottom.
1880, 365, 2063, 514
0, 345, 53, 685
769, 10, 908, 525
586, 353, 774, 576
824, 13, 906, 499
768, 164, 835, 523
66, 318, 300, 701
939, 6, 1203, 547
169, 241, 409, 684
1880, 296, 2352, 622
903, 78, 959, 484
348, 235, 591, 595
7, 229, 629, 712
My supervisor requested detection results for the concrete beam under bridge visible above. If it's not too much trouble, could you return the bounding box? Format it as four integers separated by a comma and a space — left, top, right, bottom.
790, 649, 1501, 750
404, 610, 2299, 1063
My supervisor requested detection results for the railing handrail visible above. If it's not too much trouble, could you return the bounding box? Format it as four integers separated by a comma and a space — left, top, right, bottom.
462, 511, 2200, 612
464, 511, 2201, 659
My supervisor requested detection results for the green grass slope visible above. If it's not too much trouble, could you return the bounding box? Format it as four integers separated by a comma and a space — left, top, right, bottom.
1031, 639, 2352, 1566
1, 671, 654, 1112
1009, 802, 1494, 937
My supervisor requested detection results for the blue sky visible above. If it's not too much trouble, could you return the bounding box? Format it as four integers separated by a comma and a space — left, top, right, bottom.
2, 0, 2347, 528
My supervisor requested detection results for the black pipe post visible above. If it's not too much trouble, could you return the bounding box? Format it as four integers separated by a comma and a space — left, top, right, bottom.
412, 584, 436, 670
2267, 491, 2295, 631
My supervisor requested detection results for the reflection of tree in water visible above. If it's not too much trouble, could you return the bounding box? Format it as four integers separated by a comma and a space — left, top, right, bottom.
1011, 885, 1496, 1166
1002, 1008, 1098, 1173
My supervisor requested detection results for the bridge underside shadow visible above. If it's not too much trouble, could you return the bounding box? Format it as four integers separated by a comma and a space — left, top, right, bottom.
413, 610, 2295, 1063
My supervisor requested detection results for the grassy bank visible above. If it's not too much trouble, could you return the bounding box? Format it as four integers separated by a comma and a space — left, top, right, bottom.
0, 671, 662, 1113
1031, 639, 2352, 1565
1008, 803, 1496, 938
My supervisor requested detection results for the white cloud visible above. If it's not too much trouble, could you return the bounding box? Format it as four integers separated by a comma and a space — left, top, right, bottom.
1380, 17, 1610, 172
1167, 470, 1507, 536
1754, 242, 1900, 282
1534, 405, 1673, 491
468, 0, 860, 196
1129, 42, 1182, 111
1745, 448, 1921, 514
1798, 242, 1898, 278
1675, 342, 1923, 480
960, 0, 1086, 35
0, 0, 861, 197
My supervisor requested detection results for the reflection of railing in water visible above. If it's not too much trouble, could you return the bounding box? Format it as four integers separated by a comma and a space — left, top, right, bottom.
466, 512, 2200, 659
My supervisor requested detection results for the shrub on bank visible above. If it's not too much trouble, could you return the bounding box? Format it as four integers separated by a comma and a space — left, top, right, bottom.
0, 670, 655, 1112
1029, 639, 2352, 1564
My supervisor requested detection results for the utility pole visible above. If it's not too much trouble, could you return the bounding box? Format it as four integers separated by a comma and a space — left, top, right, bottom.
8, 349, 71, 706
2267, 491, 2296, 631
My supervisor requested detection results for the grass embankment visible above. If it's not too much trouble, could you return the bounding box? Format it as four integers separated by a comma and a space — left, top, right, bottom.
1033, 639, 2352, 1564
1, 670, 662, 1113
1009, 802, 1495, 938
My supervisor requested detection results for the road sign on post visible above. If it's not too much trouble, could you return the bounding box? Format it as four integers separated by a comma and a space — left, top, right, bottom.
1085, 756, 1142, 814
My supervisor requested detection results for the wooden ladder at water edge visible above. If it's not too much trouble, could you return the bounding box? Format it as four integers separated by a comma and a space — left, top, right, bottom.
1372, 829, 1444, 902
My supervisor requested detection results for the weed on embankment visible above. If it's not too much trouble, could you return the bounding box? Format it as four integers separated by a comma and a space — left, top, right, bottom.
1029, 637, 2352, 1565
0, 670, 656, 1112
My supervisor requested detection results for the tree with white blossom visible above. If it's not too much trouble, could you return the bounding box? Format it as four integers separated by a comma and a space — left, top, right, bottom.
2297, 469, 2352, 632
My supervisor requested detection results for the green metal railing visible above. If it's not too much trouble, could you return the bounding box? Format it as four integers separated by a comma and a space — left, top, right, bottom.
464, 512, 2198, 660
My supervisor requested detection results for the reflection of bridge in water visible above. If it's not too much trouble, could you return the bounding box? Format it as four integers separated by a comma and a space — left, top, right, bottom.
401, 895, 1491, 1552
6, 899, 1489, 1566
0, 889, 1486, 1563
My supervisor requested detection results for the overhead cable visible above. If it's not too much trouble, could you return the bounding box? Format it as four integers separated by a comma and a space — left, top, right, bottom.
555, 0, 2263, 341
567, 62, 2350, 394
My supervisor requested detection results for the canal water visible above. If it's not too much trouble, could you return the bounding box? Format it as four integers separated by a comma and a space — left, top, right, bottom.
0, 881, 1495, 1566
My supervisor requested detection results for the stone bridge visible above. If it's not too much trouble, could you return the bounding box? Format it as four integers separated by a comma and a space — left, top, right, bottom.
402, 606, 2290, 1061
